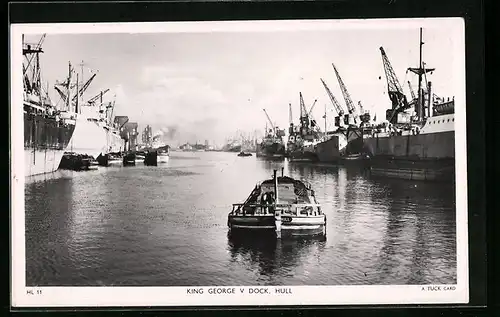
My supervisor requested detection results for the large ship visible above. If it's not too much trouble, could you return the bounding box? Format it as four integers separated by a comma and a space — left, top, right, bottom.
362, 28, 455, 181
54, 61, 124, 160
256, 109, 286, 159
286, 93, 323, 162
23, 34, 76, 176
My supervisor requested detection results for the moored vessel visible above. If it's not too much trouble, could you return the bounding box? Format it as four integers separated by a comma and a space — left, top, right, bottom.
156, 146, 170, 163
237, 151, 252, 157
286, 93, 322, 162
152, 136, 170, 163
227, 169, 326, 237
315, 64, 372, 164
363, 28, 455, 181
23, 34, 77, 176
54, 60, 125, 163
256, 109, 286, 159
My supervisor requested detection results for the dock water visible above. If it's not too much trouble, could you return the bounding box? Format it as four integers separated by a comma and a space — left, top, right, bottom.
25, 151, 457, 286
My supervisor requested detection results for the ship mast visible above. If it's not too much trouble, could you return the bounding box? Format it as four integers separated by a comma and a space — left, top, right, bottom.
407, 28, 435, 122
66, 62, 72, 112
323, 103, 327, 134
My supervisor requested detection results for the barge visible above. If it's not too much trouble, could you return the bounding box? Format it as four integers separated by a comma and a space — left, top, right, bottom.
227, 169, 326, 237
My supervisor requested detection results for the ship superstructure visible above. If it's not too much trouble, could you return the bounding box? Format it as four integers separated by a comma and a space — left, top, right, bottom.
53, 60, 124, 159
286, 92, 323, 161
23, 34, 76, 176
256, 109, 286, 159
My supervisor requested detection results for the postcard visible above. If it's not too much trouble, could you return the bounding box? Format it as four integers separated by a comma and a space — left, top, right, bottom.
11, 17, 468, 307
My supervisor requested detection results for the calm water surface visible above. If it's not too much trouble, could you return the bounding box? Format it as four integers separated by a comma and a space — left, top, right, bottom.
25, 151, 456, 286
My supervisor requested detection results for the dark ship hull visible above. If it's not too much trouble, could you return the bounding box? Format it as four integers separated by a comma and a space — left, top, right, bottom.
24, 111, 76, 176
256, 142, 286, 159
288, 147, 319, 162
363, 129, 455, 181
315, 134, 345, 163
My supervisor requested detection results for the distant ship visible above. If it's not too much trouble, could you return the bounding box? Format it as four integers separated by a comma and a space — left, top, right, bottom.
362, 28, 455, 181
225, 141, 242, 153
151, 136, 170, 162
286, 93, 322, 162
23, 34, 76, 176
54, 61, 124, 160
256, 109, 286, 159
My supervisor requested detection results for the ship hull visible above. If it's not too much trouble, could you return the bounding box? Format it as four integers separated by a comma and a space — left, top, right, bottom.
66, 115, 124, 159
24, 112, 76, 176
369, 156, 455, 181
288, 149, 319, 162
256, 142, 286, 159
315, 135, 344, 163
24, 148, 66, 176
363, 131, 455, 181
363, 131, 455, 158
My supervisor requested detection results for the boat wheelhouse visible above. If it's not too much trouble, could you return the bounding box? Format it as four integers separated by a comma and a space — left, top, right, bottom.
227, 169, 326, 237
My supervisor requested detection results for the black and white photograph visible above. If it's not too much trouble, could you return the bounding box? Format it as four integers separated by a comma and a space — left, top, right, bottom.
11, 18, 468, 307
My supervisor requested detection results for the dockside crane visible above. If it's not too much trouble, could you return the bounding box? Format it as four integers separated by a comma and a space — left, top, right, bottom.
408, 80, 416, 101
307, 99, 318, 117
299, 92, 310, 131
87, 88, 110, 105
263, 108, 275, 135
379, 46, 410, 124
332, 63, 358, 125
320, 78, 345, 128
71, 73, 97, 102
307, 99, 322, 133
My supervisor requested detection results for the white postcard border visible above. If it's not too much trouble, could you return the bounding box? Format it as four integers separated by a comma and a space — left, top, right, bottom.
11, 18, 469, 307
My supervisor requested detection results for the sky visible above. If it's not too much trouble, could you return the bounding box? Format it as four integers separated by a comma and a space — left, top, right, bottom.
20, 19, 464, 146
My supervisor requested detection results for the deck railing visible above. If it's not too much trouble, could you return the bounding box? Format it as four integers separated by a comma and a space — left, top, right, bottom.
230, 203, 322, 215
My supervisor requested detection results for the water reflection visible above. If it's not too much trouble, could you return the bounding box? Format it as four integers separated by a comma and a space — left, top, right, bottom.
25, 176, 76, 285
227, 231, 327, 285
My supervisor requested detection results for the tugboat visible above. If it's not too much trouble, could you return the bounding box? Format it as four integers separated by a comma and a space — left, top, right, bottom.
227, 169, 326, 237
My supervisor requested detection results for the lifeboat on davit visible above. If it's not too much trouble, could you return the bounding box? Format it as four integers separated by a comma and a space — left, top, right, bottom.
227, 168, 326, 238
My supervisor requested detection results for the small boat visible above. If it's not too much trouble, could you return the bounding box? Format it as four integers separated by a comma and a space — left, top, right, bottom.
59, 152, 96, 171
157, 149, 170, 163
107, 153, 123, 165
88, 160, 99, 170
227, 168, 326, 237
143, 146, 170, 166
237, 151, 253, 157
135, 151, 146, 163
122, 152, 136, 166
